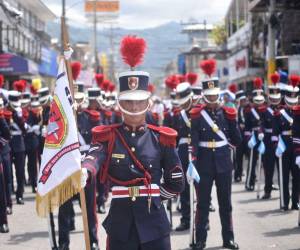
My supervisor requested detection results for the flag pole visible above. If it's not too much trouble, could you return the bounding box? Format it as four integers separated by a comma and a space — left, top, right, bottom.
61, 15, 91, 250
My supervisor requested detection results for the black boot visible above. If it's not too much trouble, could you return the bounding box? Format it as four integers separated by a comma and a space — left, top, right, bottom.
193, 241, 206, 250
0, 224, 9, 233
16, 197, 24, 205
261, 193, 271, 199
175, 221, 189, 231
97, 204, 106, 214
223, 240, 239, 249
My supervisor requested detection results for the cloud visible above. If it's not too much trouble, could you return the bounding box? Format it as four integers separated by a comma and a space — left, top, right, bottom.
42, 0, 232, 29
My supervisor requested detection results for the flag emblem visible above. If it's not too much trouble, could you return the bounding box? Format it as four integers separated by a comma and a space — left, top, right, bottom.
45, 95, 68, 148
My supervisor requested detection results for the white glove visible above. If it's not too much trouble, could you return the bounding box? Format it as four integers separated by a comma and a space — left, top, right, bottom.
42, 126, 47, 137
296, 156, 300, 168
81, 168, 88, 188
258, 133, 264, 141
32, 125, 41, 135
15, 107, 22, 117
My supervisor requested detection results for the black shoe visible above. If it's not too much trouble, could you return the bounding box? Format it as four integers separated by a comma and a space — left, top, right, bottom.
175, 221, 189, 231
6, 207, 12, 215
209, 203, 215, 212
281, 206, 289, 211
16, 197, 24, 205
246, 185, 254, 191
97, 205, 106, 214
91, 243, 100, 250
0, 224, 9, 233
193, 241, 206, 250
32, 187, 36, 193
261, 193, 271, 199
59, 243, 69, 250
271, 185, 279, 191
223, 240, 239, 249
291, 203, 299, 210
234, 177, 241, 183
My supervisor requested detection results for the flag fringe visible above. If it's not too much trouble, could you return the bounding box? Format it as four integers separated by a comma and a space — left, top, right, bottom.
35, 170, 82, 217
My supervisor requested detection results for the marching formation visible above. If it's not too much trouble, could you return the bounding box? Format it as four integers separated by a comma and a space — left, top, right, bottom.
0, 35, 300, 250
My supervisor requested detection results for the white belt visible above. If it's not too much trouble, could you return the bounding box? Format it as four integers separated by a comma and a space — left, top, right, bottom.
178, 138, 190, 145
265, 128, 273, 133
198, 140, 227, 148
11, 131, 22, 136
79, 144, 90, 152
112, 184, 160, 199
252, 127, 260, 131
282, 130, 292, 136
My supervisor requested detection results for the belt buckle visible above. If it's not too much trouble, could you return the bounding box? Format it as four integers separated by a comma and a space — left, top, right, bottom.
208, 141, 216, 148
128, 186, 140, 201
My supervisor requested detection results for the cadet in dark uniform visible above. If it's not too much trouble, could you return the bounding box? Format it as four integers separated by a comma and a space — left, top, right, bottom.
0, 106, 11, 233
58, 83, 101, 250
8, 91, 27, 205
173, 82, 193, 231
83, 36, 184, 250
244, 78, 266, 191
0, 99, 13, 214
234, 90, 249, 182
261, 73, 281, 199
191, 59, 241, 250
274, 76, 299, 210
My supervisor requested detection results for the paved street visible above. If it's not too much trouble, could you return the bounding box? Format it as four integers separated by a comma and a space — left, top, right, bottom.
0, 176, 299, 250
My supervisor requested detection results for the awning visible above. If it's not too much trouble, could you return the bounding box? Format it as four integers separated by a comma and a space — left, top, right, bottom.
0, 53, 39, 75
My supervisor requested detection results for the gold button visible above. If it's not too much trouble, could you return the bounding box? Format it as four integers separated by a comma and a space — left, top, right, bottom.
149, 164, 152, 168
132, 196, 136, 201
213, 149, 215, 152
188, 134, 191, 137
131, 147, 135, 152
117, 159, 120, 163
131, 133, 136, 137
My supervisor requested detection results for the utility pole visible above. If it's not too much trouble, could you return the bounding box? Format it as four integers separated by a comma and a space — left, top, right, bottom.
267, 0, 276, 84
93, 0, 100, 73
109, 24, 115, 82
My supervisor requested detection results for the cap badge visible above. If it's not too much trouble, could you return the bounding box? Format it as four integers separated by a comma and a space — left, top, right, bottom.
208, 81, 214, 89
128, 77, 139, 90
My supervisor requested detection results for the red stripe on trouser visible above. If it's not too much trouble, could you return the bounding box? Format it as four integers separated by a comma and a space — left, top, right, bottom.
106, 235, 110, 250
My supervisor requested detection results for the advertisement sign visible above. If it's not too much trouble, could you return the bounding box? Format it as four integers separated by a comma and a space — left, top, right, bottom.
85, 0, 119, 13
39, 47, 58, 77
228, 49, 249, 81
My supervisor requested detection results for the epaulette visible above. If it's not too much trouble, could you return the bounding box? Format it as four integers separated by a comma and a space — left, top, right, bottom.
0, 110, 3, 118
189, 104, 205, 119
84, 109, 101, 122
257, 105, 267, 113
147, 124, 177, 147
4, 110, 12, 120
222, 106, 237, 120
22, 108, 29, 120
92, 124, 121, 143
292, 105, 300, 116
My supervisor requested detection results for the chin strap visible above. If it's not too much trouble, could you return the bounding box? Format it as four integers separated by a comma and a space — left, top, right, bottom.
203, 95, 220, 104
117, 100, 150, 116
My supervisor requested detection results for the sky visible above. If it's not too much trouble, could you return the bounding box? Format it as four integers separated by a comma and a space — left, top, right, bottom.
42, 0, 232, 29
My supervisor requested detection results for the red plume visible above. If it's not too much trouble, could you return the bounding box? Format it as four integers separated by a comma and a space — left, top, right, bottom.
102, 80, 110, 91
30, 85, 37, 95
165, 75, 179, 90
270, 72, 280, 85
148, 84, 155, 93
108, 83, 116, 92
289, 75, 299, 88
177, 74, 186, 83
228, 83, 238, 93
186, 73, 198, 85
71, 61, 82, 80
13, 80, 26, 92
120, 35, 146, 69
200, 59, 216, 77
253, 77, 263, 89
95, 74, 104, 88
0, 75, 4, 88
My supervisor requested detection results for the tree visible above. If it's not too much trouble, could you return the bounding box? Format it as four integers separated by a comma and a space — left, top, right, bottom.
211, 22, 227, 46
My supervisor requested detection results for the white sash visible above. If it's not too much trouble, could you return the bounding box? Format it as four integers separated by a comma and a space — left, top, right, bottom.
200, 109, 228, 144
180, 109, 191, 128
267, 107, 274, 116
240, 107, 245, 123
280, 109, 293, 125
251, 107, 260, 121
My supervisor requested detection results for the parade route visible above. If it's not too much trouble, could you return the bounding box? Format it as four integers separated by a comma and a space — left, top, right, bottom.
1, 179, 299, 250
